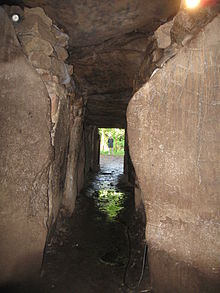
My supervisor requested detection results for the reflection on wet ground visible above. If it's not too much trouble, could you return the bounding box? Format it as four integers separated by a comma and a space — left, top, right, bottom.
41, 155, 150, 293
88, 156, 127, 223
96, 189, 125, 220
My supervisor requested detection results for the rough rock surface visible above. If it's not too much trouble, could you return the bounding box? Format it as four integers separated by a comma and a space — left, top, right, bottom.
154, 20, 173, 49
0, 7, 51, 282
13, 6, 88, 224
10, 0, 180, 48
0, 6, 87, 283
127, 15, 220, 292
3, 0, 180, 128
12, 6, 73, 226
85, 90, 131, 128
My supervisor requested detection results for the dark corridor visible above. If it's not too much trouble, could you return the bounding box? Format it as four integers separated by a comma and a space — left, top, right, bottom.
41, 155, 148, 293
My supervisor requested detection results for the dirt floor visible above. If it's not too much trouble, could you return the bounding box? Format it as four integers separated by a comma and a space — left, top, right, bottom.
3, 155, 151, 293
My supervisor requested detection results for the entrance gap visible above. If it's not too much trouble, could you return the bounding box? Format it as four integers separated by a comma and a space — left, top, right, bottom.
96, 128, 126, 222
40, 127, 149, 292
99, 127, 125, 155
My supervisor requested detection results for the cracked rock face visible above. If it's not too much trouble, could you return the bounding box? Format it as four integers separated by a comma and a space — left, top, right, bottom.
1, 1, 220, 291
5, 0, 181, 127
13, 0, 180, 47
127, 14, 220, 293
0, 6, 85, 283
0, 7, 51, 282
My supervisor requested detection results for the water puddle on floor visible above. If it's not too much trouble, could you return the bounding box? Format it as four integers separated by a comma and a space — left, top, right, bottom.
83, 155, 130, 267
95, 189, 125, 221
42, 155, 149, 293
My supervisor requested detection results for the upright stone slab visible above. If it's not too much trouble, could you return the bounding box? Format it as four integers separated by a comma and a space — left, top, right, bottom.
127, 16, 220, 292
0, 8, 51, 283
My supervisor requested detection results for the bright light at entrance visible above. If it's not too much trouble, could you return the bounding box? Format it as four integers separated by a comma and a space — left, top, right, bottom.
99, 128, 125, 156
185, 0, 201, 9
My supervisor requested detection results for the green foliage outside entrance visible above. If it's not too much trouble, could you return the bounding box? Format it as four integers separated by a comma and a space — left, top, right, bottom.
99, 128, 125, 156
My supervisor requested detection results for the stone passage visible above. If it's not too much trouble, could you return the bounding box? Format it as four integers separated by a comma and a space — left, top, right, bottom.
0, 1, 220, 292
41, 155, 148, 293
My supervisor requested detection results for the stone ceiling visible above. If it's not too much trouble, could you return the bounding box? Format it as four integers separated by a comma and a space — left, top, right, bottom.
4, 0, 181, 127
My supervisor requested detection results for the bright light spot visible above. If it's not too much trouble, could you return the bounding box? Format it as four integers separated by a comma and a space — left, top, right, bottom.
11, 14, 20, 22
185, 0, 201, 8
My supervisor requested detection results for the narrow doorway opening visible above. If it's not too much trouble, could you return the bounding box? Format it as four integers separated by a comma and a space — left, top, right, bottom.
41, 126, 149, 292
99, 127, 125, 154
96, 128, 126, 223
98, 127, 125, 175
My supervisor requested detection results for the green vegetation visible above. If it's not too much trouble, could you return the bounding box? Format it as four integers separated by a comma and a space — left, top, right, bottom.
97, 190, 125, 221
100, 150, 124, 156
99, 128, 125, 156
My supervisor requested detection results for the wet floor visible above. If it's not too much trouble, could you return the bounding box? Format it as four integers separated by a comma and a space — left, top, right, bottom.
41, 155, 150, 292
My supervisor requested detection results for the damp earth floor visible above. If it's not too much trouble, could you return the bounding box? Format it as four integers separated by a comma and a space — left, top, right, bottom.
42, 155, 150, 292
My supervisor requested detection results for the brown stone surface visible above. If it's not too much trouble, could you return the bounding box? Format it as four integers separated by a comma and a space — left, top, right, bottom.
48, 96, 71, 223
171, 8, 218, 46
20, 36, 54, 56
15, 14, 56, 46
85, 90, 131, 128
127, 15, 220, 293
51, 57, 68, 82
3, 0, 180, 129
63, 116, 84, 214
13, 6, 84, 228
0, 6, 84, 285
29, 51, 51, 69
24, 7, 52, 27
0, 7, 51, 283
54, 46, 69, 61
15, 0, 180, 47
155, 20, 173, 49
2, 2, 220, 291
52, 25, 69, 47
73, 38, 148, 127
84, 126, 100, 176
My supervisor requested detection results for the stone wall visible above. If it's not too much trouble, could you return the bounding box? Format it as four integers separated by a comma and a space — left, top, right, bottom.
0, 7, 51, 283
0, 6, 85, 283
84, 126, 100, 176
63, 124, 100, 215
127, 11, 220, 293
124, 130, 135, 184
10, 6, 75, 226
63, 96, 85, 215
